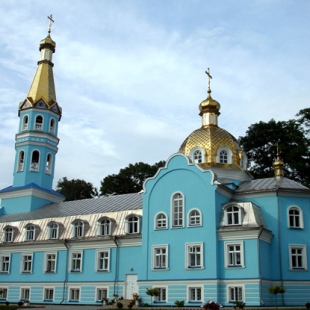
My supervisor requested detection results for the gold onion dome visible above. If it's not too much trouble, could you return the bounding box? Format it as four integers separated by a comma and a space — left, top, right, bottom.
179, 69, 245, 170
39, 33, 56, 52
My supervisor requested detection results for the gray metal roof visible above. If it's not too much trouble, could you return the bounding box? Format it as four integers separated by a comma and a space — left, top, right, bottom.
0, 193, 142, 223
236, 177, 310, 193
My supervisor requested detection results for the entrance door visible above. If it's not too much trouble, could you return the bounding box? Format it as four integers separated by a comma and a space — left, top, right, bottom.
125, 274, 138, 299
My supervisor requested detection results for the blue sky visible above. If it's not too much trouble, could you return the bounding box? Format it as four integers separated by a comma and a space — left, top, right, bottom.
0, 0, 309, 191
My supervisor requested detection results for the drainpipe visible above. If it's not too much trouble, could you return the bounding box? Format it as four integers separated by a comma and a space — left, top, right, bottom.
257, 225, 264, 305
112, 236, 119, 296
60, 239, 69, 304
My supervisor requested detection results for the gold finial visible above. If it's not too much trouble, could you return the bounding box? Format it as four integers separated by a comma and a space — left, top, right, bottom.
47, 14, 54, 34
273, 143, 284, 177
205, 68, 212, 96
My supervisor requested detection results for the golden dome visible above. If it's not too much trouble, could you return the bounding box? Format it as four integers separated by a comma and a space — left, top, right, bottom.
199, 94, 221, 116
40, 34, 56, 53
179, 126, 243, 169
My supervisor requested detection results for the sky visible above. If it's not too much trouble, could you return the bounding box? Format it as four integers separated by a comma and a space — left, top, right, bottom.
0, 0, 309, 192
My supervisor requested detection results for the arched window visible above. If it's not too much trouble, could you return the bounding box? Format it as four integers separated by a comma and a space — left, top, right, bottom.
22, 115, 29, 130
18, 151, 25, 172
3, 226, 14, 242
45, 153, 52, 174
125, 215, 141, 234
225, 206, 242, 225
193, 150, 202, 163
73, 220, 84, 238
172, 193, 184, 227
35, 115, 43, 130
99, 218, 111, 235
288, 206, 303, 229
25, 225, 35, 241
188, 209, 201, 226
189, 147, 205, 164
155, 213, 167, 229
48, 222, 59, 239
30, 150, 40, 171
49, 118, 55, 134
219, 150, 228, 163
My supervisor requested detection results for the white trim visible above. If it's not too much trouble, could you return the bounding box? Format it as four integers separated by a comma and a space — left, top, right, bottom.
154, 212, 168, 230
96, 249, 110, 272
43, 286, 55, 301
226, 284, 245, 302
153, 286, 168, 303
187, 208, 202, 227
95, 286, 109, 302
44, 252, 57, 273
216, 147, 232, 164
224, 241, 245, 268
30, 149, 41, 172
189, 147, 206, 164
287, 205, 304, 229
0, 286, 8, 300
20, 286, 31, 301
187, 284, 203, 302
152, 244, 169, 270
68, 286, 81, 302
0, 253, 11, 273
171, 191, 185, 228
185, 242, 204, 269
20, 253, 33, 273
69, 251, 83, 273
289, 244, 308, 270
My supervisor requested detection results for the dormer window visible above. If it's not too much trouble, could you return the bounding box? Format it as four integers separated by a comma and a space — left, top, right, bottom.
30, 150, 40, 172
219, 150, 228, 163
194, 150, 202, 163
73, 220, 84, 238
98, 218, 112, 236
216, 147, 232, 164
35, 115, 43, 130
3, 226, 14, 242
225, 205, 242, 225
125, 215, 141, 234
189, 147, 205, 164
48, 222, 59, 239
25, 225, 36, 241
22, 115, 29, 130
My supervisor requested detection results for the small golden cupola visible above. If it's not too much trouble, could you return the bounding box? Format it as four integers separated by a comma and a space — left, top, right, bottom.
273, 146, 284, 177
18, 15, 62, 119
179, 69, 247, 170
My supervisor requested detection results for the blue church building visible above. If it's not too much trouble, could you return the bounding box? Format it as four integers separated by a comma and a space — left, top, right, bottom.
0, 23, 309, 307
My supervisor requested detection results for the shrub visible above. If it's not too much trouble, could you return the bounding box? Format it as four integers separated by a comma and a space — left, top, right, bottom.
306, 302, 310, 310
175, 300, 185, 308
202, 301, 220, 310
18, 301, 24, 306
5, 301, 9, 306
117, 301, 123, 308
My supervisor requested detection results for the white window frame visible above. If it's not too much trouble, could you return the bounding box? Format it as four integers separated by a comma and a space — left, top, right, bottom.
98, 218, 111, 236
70, 251, 83, 272
154, 287, 167, 302
72, 220, 84, 238
35, 114, 44, 131
227, 285, 244, 302
49, 118, 56, 134
3, 226, 14, 242
225, 205, 242, 225
20, 287, 30, 301
0, 287, 8, 299
21, 253, 33, 273
216, 147, 232, 164
152, 245, 168, 270
0, 254, 11, 273
288, 206, 304, 229
44, 252, 57, 273
96, 287, 108, 302
17, 150, 25, 172
188, 209, 202, 227
45, 153, 52, 174
186, 242, 204, 269
48, 222, 59, 239
96, 250, 110, 272
30, 150, 40, 172
22, 115, 29, 130
68, 287, 80, 302
43, 287, 54, 301
189, 147, 206, 164
125, 215, 141, 234
225, 242, 244, 268
171, 192, 184, 228
188, 286, 203, 302
25, 225, 36, 241
155, 212, 168, 230
289, 244, 308, 270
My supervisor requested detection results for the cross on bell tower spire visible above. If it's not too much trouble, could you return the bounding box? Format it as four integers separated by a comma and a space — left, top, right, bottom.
47, 14, 54, 34
205, 67, 212, 96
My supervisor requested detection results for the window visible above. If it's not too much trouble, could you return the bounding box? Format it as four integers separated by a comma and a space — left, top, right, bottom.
288, 206, 303, 229
225, 206, 242, 225
17, 151, 25, 172
154, 288, 167, 302
22, 115, 29, 130
186, 243, 203, 269
44, 288, 54, 301
225, 242, 244, 267
45, 253, 56, 273
126, 215, 140, 234
188, 209, 201, 226
172, 193, 184, 227
228, 286, 243, 302
30, 150, 40, 172
189, 147, 205, 164
96, 288, 108, 301
20, 288, 30, 301
21, 254, 33, 273
216, 147, 232, 164
98, 218, 111, 236
70, 252, 82, 272
0, 255, 10, 273
73, 221, 84, 238
3, 227, 14, 242
69, 288, 80, 301
193, 150, 202, 163
0, 288, 8, 299
153, 246, 168, 270
97, 251, 109, 271
45, 153, 52, 174
155, 213, 167, 229
35, 115, 43, 130
219, 150, 228, 163
49, 118, 55, 134
289, 245, 307, 270
25, 225, 35, 241
48, 222, 59, 239
189, 287, 202, 302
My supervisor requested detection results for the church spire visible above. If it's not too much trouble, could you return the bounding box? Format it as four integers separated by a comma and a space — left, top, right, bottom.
273, 145, 285, 177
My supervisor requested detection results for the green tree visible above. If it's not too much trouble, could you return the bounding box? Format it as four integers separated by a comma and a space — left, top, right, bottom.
268, 285, 285, 309
239, 118, 310, 187
100, 161, 165, 195
56, 177, 98, 201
